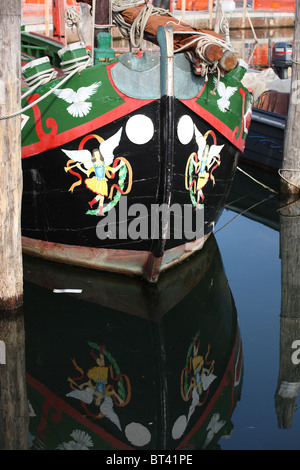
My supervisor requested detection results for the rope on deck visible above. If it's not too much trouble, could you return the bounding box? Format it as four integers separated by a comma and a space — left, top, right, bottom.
0, 57, 91, 121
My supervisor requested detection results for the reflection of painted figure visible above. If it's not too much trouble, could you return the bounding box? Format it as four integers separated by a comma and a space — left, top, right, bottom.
172, 333, 217, 441
66, 344, 131, 430
65, 343, 152, 447
181, 336, 216, 406
185, 127, 224, 209
190, 338, 215, 401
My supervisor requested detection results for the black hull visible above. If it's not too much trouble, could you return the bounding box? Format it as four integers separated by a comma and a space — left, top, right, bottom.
22, 99, 240, 280
242, 108, 286, 171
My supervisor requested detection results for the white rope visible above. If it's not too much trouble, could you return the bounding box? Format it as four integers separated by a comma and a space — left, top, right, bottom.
278, 168, 300, 190
217, 0, 231, 44
65, 4, 81, 29
129, 4, 154, 48
112, 2, 175, 49
214, 193, 276, 234
128, 4, 175, 49
235, 166, 299, 197
176, 32, 232, 82
0, 58, 91, 121
94, 23, 114, 29
65, 3, 83, 42
21, 68, 58, 98
112, 0, 145, 11
237, 166, 278, 193
91, 0, 96, 64
60, 54, 92, 74
174, 32, 230, 55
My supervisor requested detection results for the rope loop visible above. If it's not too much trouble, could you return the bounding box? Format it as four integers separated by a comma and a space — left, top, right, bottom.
0, 56, 91, 122
65, 4, 81, 30
112, 1, 175, 50
278, 168, 300, 190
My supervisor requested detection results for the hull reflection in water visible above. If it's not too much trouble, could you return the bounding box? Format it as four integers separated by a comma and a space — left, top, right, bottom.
23, 235, 243, 450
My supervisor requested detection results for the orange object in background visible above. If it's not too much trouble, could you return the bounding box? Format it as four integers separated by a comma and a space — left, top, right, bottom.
23, 0, 74, 4
22, 0, 76, 16
251, 43, 270, 67
253, 0, 295, 11
176, 0, 208, 10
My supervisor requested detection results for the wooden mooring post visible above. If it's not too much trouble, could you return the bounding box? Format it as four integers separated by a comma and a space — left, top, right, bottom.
0, 1, 23, 310
0, 0, 28, 449
274, 198, 300, 429
281, 0, 300, 196
0, 308, 28, 449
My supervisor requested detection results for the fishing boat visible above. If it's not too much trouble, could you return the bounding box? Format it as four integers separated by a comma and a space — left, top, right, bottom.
242, 105, 286, 171
23, 235, 243, 450
20, 0, 253, 282
241, 41, 292, 171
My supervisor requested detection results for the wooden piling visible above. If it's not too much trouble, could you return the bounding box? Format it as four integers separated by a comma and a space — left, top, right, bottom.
0, 308, 29, 449
0, 0, 23, 311
281, 1, 300, 195
275, 198, 300, 428
0, 1, 28, 449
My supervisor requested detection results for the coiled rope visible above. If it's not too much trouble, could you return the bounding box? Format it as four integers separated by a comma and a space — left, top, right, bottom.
216, 0, 231, 45
112, 2, 175, 49
21, 67, 58, 99
65, 4, 84, 42
0, 55, 92, 121
60, 53, 92, 74
112, 0, 234, 84
176, 32, 232, 83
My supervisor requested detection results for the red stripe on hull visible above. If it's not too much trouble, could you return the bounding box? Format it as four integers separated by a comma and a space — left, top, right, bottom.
22, 62, 155, 159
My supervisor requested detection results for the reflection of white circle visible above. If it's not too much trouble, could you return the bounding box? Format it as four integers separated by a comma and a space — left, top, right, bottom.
172, 415, 187, 440
177, 115, 194, 145
125, 422, 151, 447
125, 115, 154, 145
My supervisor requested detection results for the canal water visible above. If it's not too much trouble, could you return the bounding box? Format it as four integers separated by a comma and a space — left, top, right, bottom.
19, 162, 300, 451
3, 14, 298, 451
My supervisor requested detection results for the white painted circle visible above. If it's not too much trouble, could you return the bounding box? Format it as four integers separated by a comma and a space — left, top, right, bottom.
125, 422, 151, 447
177, 115, 194, 145
172, 415, 187, 440
125, 115, 154, 145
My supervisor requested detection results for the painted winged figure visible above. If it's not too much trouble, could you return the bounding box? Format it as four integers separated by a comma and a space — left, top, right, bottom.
185, 126, 224, 208
62, 128, 129, 215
